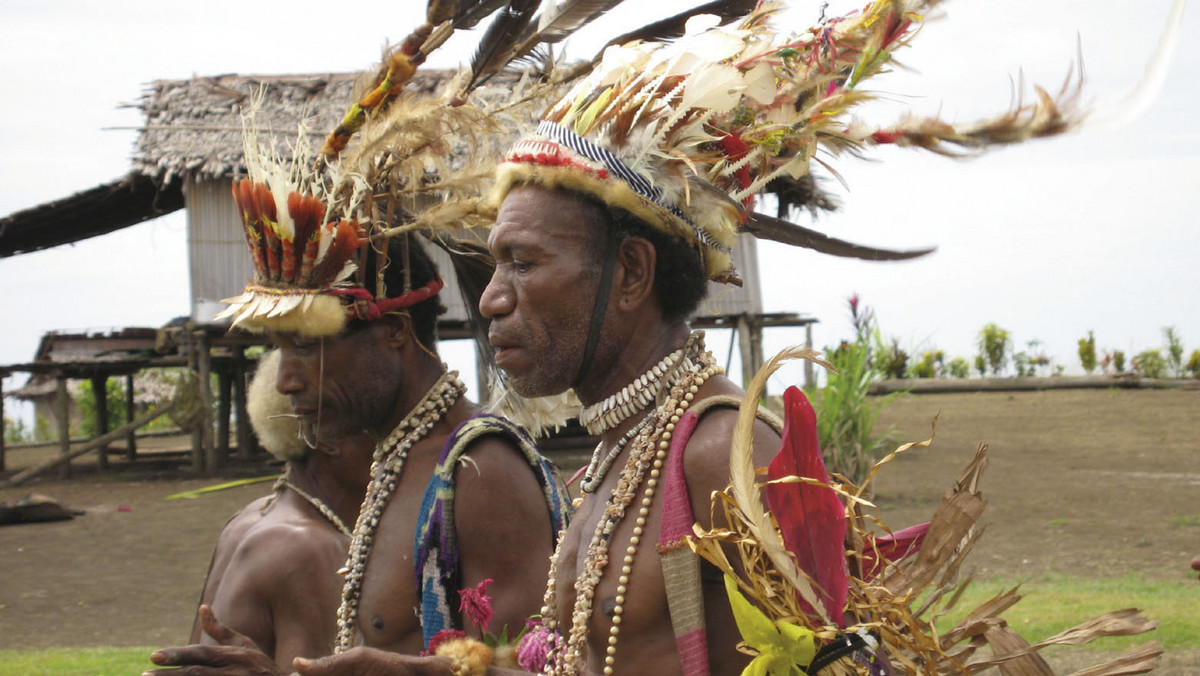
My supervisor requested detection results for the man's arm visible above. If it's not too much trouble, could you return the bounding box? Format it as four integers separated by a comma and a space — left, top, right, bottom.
453, 435, 556, 639
682, 408, 781, 676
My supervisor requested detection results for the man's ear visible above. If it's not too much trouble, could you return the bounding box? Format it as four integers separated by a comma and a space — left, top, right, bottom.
615, 236, 656, 312
382, 314, 414, 350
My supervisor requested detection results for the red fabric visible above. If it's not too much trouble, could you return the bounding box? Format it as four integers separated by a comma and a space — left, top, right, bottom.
765, 387, 848, 627
861, 522, 929, 582
326, 276, 445, 320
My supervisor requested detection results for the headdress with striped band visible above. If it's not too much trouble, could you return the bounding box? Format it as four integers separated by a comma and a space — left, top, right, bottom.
493, 0, 1086, 285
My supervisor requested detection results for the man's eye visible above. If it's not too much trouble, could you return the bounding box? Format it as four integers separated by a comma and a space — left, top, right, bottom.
512, 260, 533, 273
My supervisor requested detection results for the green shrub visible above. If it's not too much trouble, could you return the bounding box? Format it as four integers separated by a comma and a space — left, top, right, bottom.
1112, 349, 1126, 373
815, 341, 900, 486
1164, 327, 1185, 377
977, 323, 1011, 376
1187, 350, 1200, 379
1133, 349, 1167, 379
948, 356, 971, 378
911, 350, 945, 378
3, 416, 33, 444
72, 378, 128, 438
1078, 331, 1097, 374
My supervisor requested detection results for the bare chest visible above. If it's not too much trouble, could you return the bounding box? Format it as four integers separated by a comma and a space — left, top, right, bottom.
553, 471, 680, 672
351, 449, 441, 654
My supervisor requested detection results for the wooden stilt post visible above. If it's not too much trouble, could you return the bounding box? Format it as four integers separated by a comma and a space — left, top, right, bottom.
91, 376, 109, 472
736, 314, 754, 390
804, 323, 815, 391
217, 367, 232, 463
0, 375, 6, 473
235, 349, 253, 460
749, 316, 764, 393
55, 376, 70, 480
125, 372, 137, 461
186, 329, 204, 474
197, 330, 218, 473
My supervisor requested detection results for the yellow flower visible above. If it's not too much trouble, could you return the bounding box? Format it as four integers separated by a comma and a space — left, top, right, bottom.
724, 575, 817, 676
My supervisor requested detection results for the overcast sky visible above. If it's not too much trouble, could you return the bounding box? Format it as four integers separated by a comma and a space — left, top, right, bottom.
1, 0, 1196, 409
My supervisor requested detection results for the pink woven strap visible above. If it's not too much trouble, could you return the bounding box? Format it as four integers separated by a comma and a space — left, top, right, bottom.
659, 410, 701, 544
657, 410, 710, 676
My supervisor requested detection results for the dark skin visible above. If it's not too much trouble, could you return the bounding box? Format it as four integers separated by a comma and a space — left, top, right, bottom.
190, 431, 375, 670
293, 185, 781, 676
146, 315, 556, 675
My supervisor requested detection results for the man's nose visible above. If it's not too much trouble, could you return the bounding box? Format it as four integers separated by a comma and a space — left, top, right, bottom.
479, 268, 513, 319
275, 349, 306, 395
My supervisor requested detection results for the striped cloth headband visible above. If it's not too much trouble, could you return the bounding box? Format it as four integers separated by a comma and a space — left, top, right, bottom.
528, 121, 732, 255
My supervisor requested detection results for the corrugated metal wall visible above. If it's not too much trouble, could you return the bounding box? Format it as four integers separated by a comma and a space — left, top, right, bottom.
187, 176, 251, 324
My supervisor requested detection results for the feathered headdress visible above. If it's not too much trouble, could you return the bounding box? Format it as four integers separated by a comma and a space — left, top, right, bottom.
494, 0, 1084, 284
214, 126, 449, 338
216, 0, 655, 338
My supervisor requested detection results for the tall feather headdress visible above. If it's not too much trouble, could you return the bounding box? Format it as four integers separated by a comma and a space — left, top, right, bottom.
493, 0, 1085, 284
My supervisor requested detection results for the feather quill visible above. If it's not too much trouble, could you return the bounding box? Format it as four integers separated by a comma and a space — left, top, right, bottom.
592, 0, 759, 60
461, 0, 541, 93
744, 212, 935, 261
729, 345, 834, 627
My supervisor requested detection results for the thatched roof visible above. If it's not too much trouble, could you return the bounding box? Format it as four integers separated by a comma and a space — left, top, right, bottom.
133, 70, 456, 183
0, 70, 457, 257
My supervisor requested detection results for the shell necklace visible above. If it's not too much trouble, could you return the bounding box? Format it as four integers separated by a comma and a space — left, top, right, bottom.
334, 370, 466, 652
577, 346, 685, 435
541, 333, 719, 675
265, 468, 353, 537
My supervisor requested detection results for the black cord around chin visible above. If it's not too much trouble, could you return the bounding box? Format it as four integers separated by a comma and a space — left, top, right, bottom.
572, 226, 621, 390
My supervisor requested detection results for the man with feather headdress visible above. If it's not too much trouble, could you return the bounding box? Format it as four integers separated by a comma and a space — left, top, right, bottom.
146, 76, 572, 676
188, 349, 376, 670
284, 0, 1138, 672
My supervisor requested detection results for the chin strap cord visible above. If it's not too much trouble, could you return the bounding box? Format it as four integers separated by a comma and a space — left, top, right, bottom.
572, 226, 622, 390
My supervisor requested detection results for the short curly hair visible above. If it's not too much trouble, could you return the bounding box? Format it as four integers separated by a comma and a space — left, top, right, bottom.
351, 234, 447, 350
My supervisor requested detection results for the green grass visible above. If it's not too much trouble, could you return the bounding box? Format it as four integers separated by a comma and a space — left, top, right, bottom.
931, 574, 1200, 651
4, 576, 1197, 673
0, 646, 156, 676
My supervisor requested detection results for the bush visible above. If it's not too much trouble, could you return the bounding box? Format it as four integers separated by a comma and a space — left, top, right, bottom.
1133, 349, 1167, 379
4, 417, 33, 444
811, 294, 902, 486
911, 350, 945, 379
948, 357, 971, 378
977, 323, 1011, 376
1113, 349, 1126, 373
1187, 350, 1200, 379
873, 337, 909, 380
72, 379, 128, 438
815, 341, 899, 486
1078, 331, 1097, 374
1164, 327, 1185, 377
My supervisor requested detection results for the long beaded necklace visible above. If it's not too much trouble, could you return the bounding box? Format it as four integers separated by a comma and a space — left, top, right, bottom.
334, 370, 466, 652
263, 468, 353, 537
541, 333, 720, 676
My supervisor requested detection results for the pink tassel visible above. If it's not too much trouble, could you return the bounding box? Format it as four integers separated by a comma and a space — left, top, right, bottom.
765, 386, 848, 626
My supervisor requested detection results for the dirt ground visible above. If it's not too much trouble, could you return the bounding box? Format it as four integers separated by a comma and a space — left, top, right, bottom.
1, 387, 1197, 672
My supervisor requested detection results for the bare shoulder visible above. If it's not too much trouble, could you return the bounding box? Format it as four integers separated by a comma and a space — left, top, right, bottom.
682, 379, 782, 519
452, 431, 545, 502
225, 501, 350, 587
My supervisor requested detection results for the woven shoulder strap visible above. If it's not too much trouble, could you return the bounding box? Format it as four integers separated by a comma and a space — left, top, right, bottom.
657, 396, 781, 676
414, 414, 572, 648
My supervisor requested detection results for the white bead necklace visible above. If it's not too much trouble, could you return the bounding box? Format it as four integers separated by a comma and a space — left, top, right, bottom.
333, 370, 465, 652
540, 333, 719, 675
